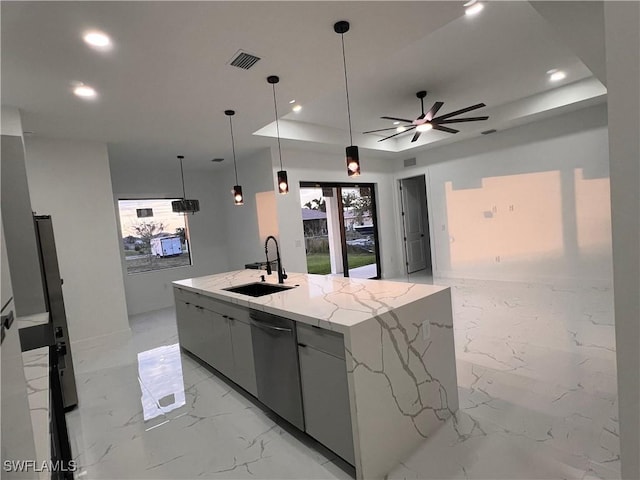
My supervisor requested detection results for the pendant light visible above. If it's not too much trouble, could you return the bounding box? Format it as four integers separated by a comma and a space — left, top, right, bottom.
225, 110, 243, 206
335, 20, 360, 177
267, 75, 289, 194
171, 155, 200, 214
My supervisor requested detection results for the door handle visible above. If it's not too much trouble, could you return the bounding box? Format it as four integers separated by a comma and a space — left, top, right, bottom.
250, 320, 292, 334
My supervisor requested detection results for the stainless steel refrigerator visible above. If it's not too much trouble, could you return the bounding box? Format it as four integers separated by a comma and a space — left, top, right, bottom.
33, 215, 78, 410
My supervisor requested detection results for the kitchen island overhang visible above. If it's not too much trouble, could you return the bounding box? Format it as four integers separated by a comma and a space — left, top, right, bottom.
173, 270, 458, 479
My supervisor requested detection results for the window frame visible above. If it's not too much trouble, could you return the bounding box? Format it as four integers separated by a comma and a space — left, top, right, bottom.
116, 197, 194, 275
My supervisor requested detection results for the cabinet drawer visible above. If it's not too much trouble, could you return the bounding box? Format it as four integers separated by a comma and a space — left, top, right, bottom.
200, 297, 250, 324
173, 287, 202, 306
296, 323, 345, 359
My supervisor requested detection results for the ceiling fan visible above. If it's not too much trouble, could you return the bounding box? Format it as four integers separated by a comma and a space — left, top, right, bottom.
363, 91, 488, 143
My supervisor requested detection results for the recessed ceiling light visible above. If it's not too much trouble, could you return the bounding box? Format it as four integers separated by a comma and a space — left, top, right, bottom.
396, 126, 407, 133
416, 123, 433, 132
83, 30, 112, 50
547, 69, 567, 82
73, 84, 97, 98
292, 104, 302, 112
393, 121, 400, 125
289, 99, 296, 104
465, 1, 484, 16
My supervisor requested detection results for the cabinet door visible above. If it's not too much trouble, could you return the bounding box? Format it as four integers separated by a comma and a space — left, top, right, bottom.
190, 306, 216, 365
175, 299, 199, 355
298, 345, 355, 465
229, 318, 257, 396
208, 310, 234, 379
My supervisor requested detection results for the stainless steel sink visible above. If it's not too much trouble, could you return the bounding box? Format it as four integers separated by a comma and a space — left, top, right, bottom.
223, 282, 295, 297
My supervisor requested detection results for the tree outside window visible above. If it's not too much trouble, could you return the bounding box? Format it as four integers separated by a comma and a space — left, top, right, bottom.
117, 199, 192, 274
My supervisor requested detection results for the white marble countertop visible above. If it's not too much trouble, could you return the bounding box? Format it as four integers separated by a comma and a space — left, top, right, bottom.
173, 270, 447, 333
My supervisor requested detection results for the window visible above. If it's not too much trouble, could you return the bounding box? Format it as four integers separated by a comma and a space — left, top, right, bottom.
117, 199, 192, 274
300, 182, 381, 279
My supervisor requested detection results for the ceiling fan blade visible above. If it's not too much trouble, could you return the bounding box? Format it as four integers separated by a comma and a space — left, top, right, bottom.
437, 116, 489, 124
416, 113, 426, 121
432, 124, 459, 134
432, 103, 486, 122
411, 131, 422, 143
425, 101, 444, 121
378, 126, 416, 142
381, 116, 414, 123
363, 126, 407, 134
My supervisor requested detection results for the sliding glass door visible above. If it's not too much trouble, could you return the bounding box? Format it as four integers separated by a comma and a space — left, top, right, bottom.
299, 182, 381, 279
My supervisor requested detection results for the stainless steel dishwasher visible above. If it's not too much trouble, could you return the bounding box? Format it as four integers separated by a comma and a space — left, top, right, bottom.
250, 310, 305, 430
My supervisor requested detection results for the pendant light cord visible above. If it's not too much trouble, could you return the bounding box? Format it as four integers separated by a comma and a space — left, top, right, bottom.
179, 157, 186, 198
272, 84, 284, 171
340, 33, 353, 146
229, 116, 239, 185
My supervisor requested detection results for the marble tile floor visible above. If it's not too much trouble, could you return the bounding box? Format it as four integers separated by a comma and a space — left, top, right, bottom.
23, 346, 51, 480
65, 277, 619, 479
67, 308, 353, 480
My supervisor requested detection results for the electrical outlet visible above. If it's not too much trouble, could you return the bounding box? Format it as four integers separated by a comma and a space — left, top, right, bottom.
295, 240, 302, 248
422, 320, 431, 340
492, 205, 497, 213
509, 205, 514, 212
495, 255, 501, 263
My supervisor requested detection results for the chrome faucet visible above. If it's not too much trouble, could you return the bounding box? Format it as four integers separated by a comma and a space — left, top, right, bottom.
264, 235, 287, 284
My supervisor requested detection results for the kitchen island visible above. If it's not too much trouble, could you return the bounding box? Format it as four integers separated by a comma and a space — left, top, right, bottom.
173, 270, 458, 479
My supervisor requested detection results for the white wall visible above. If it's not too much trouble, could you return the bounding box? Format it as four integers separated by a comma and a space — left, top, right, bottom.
604, 3, 640, 478
218, 148, 278, 270
109, 161, 230, 315
394, 104, 613, 285
23, 137, 130, 344
271, 147, 401, 278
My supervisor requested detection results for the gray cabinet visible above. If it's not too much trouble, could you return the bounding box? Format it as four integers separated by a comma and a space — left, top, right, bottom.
228, 317, 257, 396
297, 324, 355, 465
174, 288, 256, 395
208, 310, 234, 379
176, 300, 219, 367
175, 300, 201, 356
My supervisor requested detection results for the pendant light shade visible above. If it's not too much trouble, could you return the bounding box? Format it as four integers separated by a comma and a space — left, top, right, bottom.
335, 20, 361, 177
171, 155, 200, 214
225, 110, 243, 206
277, 170, 289, 194
232, 185, 243, 205
268, 75, 289, 194
346, 145, 360, 177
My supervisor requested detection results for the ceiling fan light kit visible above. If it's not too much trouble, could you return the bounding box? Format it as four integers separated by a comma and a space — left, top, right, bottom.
364, 90, 489, 143
335, 20, 361, 177
225, 109, 244, 206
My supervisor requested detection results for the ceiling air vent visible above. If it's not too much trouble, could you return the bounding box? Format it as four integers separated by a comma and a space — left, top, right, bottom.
481, 129, 497, 135
404, 158, 417, 168
228, 50, 261, 70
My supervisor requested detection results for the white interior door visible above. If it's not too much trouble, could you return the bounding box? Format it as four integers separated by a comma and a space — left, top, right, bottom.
401, 177, 428, 273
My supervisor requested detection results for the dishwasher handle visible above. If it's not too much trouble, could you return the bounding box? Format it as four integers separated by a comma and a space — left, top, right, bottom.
251, 319, 292, 334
